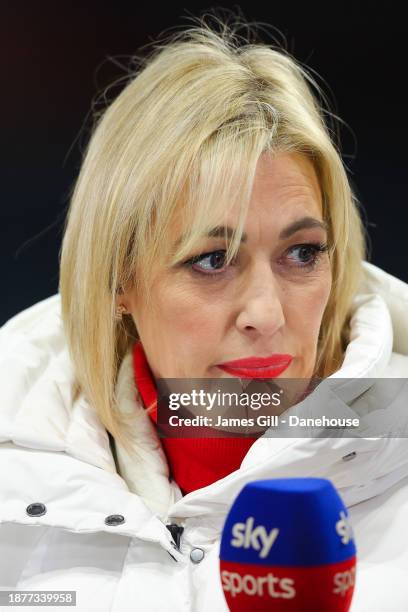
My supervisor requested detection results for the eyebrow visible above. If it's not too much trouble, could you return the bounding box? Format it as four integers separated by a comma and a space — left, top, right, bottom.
204, 216, 328, 242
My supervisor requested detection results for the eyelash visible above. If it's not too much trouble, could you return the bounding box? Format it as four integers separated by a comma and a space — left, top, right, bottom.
183, 243, 329, 278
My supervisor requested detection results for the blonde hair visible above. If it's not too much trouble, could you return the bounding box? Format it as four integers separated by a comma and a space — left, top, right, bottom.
59, 11, 366, 453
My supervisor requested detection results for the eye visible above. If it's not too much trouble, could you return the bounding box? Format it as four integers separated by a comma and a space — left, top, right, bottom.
184, 249, 229, 277
284, 243, 329, 269
182, 242, 329, 279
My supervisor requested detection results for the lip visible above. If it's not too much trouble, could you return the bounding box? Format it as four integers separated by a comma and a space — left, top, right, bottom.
216, 354, 293, 379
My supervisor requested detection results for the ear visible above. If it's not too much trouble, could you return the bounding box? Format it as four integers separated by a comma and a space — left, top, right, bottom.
115, 285, 131, 312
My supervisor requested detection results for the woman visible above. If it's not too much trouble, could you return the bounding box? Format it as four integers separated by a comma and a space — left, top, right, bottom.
1, 15, 408, 612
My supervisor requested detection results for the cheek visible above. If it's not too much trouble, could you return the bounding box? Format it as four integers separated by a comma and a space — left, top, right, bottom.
152, 287, 226, 376
154, 285, 223, 343
287, 275, 332, 339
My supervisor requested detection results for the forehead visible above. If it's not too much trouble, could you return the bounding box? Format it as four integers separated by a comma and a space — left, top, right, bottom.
248, 151, 321, 209
169, 151, 323, 248
224, 151, 323, 228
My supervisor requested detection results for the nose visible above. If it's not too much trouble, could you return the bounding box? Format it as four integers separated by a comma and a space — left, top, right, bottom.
235, 260, 285, 337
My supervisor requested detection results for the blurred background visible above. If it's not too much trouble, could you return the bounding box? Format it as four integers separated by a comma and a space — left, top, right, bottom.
1, 1, 406, 325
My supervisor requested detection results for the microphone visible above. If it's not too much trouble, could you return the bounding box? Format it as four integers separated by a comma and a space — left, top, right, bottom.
219, 478, 356, 611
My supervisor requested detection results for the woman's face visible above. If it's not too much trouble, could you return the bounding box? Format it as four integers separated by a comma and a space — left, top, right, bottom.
119, 151, 332, 382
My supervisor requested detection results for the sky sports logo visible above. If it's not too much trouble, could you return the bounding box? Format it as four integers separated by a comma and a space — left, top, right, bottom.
230, 510, 354, 560
230, 516, 280, 559
224, 513, 356, 601
220, 568, 355, 599
335, 510, 354, 545
221, 569, 296, 599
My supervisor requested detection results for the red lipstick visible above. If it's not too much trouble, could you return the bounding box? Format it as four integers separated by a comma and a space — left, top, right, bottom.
216, 354, 293, 379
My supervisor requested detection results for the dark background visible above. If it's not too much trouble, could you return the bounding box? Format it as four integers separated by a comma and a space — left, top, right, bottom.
1, 2, 406, 325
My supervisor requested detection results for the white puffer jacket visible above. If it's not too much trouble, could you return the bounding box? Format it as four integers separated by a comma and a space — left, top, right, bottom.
1, 260, 408, 612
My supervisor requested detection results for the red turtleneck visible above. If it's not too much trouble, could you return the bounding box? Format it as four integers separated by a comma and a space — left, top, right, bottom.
132, 340, 257, 496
